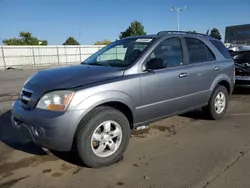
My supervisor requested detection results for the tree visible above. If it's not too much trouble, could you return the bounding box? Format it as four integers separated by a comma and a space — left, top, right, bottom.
94, 40, 111, 45
209, 28, 222, 40
63, 37, 80, 45
119, 20, 146, 39
3, 32, 48, 45
40, 40, 48, 45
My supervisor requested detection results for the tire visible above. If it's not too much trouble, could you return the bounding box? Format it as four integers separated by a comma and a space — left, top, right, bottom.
202, 85, 229, 120
75, 106, 131, 168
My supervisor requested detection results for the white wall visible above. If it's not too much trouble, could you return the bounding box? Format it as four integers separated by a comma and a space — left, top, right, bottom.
0, 45, 105, 69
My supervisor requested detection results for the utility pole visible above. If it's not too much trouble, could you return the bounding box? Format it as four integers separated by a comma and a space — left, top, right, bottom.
170, 6, 187, 31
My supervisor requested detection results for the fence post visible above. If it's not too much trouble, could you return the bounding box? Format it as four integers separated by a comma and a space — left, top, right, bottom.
32, 46, 36, 66
65, 45, 67, 64
79, 46, 82, 63
57, 46, 60, 64
115, 45, 118, 59
1, 46, 6, 69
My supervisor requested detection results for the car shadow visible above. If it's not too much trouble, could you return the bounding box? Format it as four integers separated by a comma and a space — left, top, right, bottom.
233, 87, 250, 95
0, 110, 47, 155
0, 110, 86, 166
179, 109, 211, 121
49, 150, 85, 167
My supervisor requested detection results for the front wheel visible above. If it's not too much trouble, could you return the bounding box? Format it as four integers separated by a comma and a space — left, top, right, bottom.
75, 106, 130, 168
202, 85, 229, 120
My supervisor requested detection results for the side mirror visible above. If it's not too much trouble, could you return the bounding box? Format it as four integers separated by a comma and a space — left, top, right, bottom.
145, 58, 166, 71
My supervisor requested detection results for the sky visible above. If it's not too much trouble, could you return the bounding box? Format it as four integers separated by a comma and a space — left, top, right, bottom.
0, 0, 249, 45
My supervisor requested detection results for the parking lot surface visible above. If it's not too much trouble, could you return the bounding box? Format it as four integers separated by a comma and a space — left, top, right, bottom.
1, 68, 250, 188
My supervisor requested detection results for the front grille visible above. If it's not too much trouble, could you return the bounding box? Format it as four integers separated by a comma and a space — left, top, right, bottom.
20, 99, 29, 105
19, 88, 33, 107
22, 90, 32, 98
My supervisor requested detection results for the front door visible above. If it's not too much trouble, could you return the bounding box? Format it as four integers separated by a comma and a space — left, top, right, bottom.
135, 37, 190, 123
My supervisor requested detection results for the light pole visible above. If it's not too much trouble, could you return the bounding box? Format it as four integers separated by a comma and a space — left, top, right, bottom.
170, 6, 187, 31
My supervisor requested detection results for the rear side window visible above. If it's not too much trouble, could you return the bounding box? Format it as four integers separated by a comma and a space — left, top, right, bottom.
185, 38, 216, 63
210, 39, 231, 59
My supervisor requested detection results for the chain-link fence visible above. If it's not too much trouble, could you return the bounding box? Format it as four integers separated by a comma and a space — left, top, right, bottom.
0, 45, 105, 69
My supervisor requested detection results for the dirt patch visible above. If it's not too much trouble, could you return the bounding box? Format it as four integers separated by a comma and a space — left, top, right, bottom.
0, 93, 18, 102
52, 172, 63, 178
1, 172, 13, 179
132, 124, 178, 138
72, 167, 82, 175
0, 148, 13, 166
117, 181, 125, 186
151, 124, 177, 136
60, 164, 73, 172
165, 125, 177, 136
132, 128, 150, 136
133, 164, 139, 167
0, 155, 59, 177
42, 169, 52, 174
0, 176, 30, 188
152, 125, 169, 132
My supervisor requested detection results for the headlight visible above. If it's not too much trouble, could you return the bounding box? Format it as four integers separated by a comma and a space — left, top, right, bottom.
36, 90, 74, 111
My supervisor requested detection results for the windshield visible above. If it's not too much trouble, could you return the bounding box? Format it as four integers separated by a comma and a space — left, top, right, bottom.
82, 38, 154, 67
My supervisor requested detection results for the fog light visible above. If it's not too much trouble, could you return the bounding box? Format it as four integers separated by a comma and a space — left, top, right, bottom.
34, 126, 44, 137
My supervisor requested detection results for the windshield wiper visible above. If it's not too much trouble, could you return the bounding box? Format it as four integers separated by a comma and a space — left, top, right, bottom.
82, 61, 111, 67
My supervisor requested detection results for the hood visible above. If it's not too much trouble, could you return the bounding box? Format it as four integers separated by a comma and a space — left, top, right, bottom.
24, 64, 125, 93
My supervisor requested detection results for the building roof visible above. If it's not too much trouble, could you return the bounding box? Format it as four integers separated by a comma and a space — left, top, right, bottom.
226, 24, 250, 29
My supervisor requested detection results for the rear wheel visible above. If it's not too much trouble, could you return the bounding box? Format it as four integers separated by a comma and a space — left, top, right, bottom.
202, 85, 229, 120
75, 106, 130, 168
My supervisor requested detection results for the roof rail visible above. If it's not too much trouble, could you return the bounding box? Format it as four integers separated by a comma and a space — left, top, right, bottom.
157, 31, 208, 37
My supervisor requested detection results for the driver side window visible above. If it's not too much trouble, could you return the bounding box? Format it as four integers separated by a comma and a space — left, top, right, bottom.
146, 37, 183, 70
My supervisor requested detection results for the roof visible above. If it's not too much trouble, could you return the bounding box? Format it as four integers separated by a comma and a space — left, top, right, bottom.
123, 31, 213, 40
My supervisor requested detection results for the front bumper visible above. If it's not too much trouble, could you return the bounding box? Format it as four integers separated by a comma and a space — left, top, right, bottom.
11, 100, 84, 151
235, 76, 250, 88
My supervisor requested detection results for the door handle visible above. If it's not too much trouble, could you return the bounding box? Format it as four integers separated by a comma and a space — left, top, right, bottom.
214, 66, 220, 71
179, 72, 189, 78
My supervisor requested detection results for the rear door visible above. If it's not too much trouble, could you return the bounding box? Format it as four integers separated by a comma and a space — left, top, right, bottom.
180, 37, 220, 108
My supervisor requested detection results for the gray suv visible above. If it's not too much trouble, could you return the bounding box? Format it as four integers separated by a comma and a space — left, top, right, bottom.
11, 31, 235, 168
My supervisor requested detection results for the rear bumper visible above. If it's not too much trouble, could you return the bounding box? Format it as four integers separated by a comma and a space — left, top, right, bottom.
11, 100, 84, 151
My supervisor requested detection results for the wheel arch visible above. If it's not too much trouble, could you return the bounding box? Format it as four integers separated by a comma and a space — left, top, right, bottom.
73, 91, 135, 134
210, 74, 232, 95
217, 80, 230, 94
95, 101, 134, 129
71, 92, 135, 150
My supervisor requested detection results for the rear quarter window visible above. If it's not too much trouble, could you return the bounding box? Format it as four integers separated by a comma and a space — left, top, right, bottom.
210, 40, 231, 59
